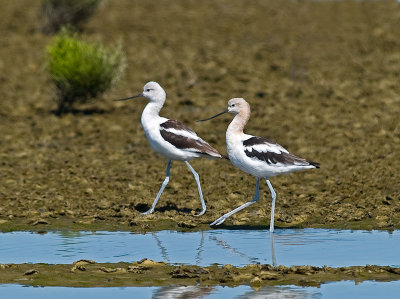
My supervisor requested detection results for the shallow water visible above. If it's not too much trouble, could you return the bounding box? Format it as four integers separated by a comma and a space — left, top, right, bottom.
1, 280, 400, 299
1, 229, 399, 267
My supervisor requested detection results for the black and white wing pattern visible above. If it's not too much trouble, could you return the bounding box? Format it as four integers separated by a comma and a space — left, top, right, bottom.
243, 136, 319, 168
160, 119, 222, 158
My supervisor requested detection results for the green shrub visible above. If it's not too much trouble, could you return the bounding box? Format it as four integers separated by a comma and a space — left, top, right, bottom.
47, 31, 126, 114
41, 0, 101, 34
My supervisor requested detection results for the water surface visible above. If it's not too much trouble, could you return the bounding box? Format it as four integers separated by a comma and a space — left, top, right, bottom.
1, 229, 398, 267
2, 280, 400, 299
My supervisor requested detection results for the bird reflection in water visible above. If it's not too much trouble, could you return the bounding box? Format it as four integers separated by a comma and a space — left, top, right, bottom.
152, 285, 214, 299
151, 231, 277, 267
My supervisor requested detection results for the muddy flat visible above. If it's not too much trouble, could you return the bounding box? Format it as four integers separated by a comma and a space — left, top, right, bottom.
1, 260, 400, 287
0, 0, 400, 290
1, 0, 400, 232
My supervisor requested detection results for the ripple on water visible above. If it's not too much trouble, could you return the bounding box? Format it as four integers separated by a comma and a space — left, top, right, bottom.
0, 229, 399, 267
1, 280, 400, 299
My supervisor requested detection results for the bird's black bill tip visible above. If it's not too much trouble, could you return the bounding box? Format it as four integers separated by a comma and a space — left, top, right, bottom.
197, 109, 228, 122
113, 93, 143, 102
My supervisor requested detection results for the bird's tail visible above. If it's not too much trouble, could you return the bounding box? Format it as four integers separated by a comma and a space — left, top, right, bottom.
309, 161, 320, 168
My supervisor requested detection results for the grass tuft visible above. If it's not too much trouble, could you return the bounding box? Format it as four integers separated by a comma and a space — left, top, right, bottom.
46, 30, 126, 114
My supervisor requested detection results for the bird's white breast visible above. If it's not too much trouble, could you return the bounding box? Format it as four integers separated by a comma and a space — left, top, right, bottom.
140, 103, 201, 161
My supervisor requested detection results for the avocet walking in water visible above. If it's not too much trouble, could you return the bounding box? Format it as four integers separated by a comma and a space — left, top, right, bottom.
198, 98, 319, 232
115, 82, 224, 216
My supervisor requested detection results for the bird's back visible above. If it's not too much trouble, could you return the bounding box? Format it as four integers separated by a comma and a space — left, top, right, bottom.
159, 119, 223, 159
228, 132, 318, 177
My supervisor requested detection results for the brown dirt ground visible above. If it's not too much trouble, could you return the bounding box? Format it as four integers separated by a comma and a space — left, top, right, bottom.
1, 259, 400, 287
1, 0, 400, 233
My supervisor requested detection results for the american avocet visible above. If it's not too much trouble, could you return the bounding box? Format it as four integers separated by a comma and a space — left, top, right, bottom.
115, 82, 224, 216
198, 98, 319, 232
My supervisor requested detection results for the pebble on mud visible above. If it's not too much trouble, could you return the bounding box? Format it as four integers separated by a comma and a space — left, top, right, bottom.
250, 276, 262, 288
260, 271, 280, 280
99, 267, 126, 273
127, 265, 147, 273
135, 258, 165, 266
30, 219, 49, 226
177, 221, 197, 228
71, 260, 96, 272
24, 269, 38, 275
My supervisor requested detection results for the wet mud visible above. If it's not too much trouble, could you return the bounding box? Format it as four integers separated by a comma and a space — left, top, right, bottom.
1, 0, 400, 287
1, 259, 400, 287
1, 0, 400, 232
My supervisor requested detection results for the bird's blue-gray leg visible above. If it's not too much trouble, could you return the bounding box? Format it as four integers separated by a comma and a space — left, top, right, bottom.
265, 178, 277, 233
142, 160, 172, 215
210, 177, 260, 226
185, 161, 206, 216
270, 231, 277, 266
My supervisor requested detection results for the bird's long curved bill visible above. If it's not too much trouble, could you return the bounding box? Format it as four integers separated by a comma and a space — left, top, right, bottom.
197, 109, 228, 122
113, 93, 143, 101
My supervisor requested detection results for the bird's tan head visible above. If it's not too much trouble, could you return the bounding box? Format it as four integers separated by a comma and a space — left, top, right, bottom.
197, 97, 251, 123
227, 98, 250, 115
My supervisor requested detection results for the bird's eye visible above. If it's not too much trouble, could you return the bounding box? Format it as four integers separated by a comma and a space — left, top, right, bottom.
146, 88, 151, 92
231, 104, 235, 107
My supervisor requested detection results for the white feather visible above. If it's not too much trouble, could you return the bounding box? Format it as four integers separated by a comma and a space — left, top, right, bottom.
161, 127, 200, 140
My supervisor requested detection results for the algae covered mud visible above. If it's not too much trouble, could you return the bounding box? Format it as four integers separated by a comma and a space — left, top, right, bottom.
1, 0, 400, 231
1, 0, 400, 292
1, 260, 400, 288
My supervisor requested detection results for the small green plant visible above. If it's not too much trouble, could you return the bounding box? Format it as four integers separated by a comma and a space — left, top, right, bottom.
46, 31, 125, 114
41, 0, 101, 34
